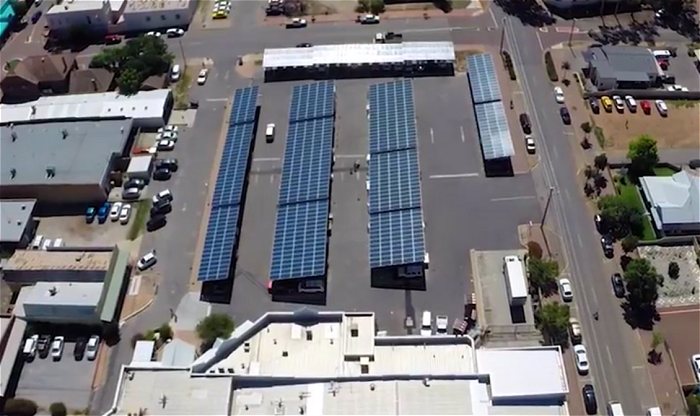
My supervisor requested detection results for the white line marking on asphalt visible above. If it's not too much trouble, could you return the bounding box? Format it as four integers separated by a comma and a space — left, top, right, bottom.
460, 125, 465, 143
269, 175, 274, 184
490, 195, 536, 202
430, 128, 435, 144
576, 233, 584, 249
224, 70, 230, 81
128, 275, 141, 296
253, 157, 281, 162
254, 175, 258, 184
606, 345, 613, 364
206, 98, 229, 102
355, 172, 360, 181
336, 154, 365, 159
488, 7, 499, 28
563, 131, 574, 135
536, 30, 545, 51
181, 203, 187, 212
429, 173, 479, 179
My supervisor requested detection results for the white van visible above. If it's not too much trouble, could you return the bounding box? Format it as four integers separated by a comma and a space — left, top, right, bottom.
420, 311, 432, 336
53, 238, 64, 248
23, 335, 38, 359
298, 279, 324, 293
265, 123, 275, 143
652, 49, 671, 60
31, 235, 44, 250
607, 401, 625, 416
170, 64, 181, 82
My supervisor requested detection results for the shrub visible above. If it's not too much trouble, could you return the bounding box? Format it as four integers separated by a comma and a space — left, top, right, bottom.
197, 313, 235, 347
621, 234, 639, 254
594, 153, 608, 170
527, 241, 543, 259
357, 0, 384, 13
561, 61, 571, 70
501, 51, 517, 81
584, 164, 597, 179
49, 402, 67, 416
580, 121, 592, 134
668, 261, 680, 280
158, 323, 174, 341
544, 51, 558, 82
4, 398, 38, 416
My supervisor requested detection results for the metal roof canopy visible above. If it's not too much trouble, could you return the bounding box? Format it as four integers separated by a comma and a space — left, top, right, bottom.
467, 53, 503, 105
368, 149, 421, 214
368, 79, 417, 154
263, 42, 456, 69
369, 208, 425, 268
473, 101, 515, 160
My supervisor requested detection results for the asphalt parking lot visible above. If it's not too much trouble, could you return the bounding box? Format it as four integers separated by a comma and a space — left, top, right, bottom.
34, 215, 130, 247
14, 338, 96, 412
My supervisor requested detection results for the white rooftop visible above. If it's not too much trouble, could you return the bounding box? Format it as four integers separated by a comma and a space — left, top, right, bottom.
0, 89, 170, 125
124, 0, 191, 12
47, 0, 108, 14
263, 42, 456, 69
640, 171, 700, 227
477, 347, 568, 400
22, 281, 103, 307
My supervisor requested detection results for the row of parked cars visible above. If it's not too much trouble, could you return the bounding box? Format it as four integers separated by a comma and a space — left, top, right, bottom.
592, 95, 668, 117
24, 334, 100, 362
86, 201, 131, 224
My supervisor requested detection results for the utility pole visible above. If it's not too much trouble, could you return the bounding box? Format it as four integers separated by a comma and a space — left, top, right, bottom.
568, 18, 576, 47
499, 17, 506, 53
600, 0, 606, 25
540, 186, 555, 229
178, 38, 186, 66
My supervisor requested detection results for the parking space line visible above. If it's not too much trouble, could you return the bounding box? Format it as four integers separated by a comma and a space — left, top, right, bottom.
430, 128, 434, 144
253, 157, 280, 162
128, 275, 141, 296
206, 98, 228, 102
460, 125, 465, 143
605, 345, 613, 364
429, 173, 479, 179
490, 195, 535, 202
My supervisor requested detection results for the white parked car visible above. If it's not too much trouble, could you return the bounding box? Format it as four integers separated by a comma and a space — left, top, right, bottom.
420, 311, 432, 336
286, 17, 307, 28
361, 13, 380, 24
525, 135, 536, 154
436, 315, 449, 334
559, 278, 573, 302
153, 189, 173, 204
109, 201, 122, 221
612, 95, 625, 111
157, 139, 175, 151
691, 354, 700, 382
41, 238, 52, 250
137, 250, 157, 271
170, 64, 181, 82
157, 125, 179, 134
156, 130, 178, 141
554, 86, 565, 104
166, 28, 185, 38
624, 95, 637, 111
145, 31, 161, 38
23, 335, 38, 359
574, 344, 590, 374
655, 99, 668, 116
86, 335, 101, 361
51, 336, 65, 361
197, 68, 209, 85
119, 204, 132, 225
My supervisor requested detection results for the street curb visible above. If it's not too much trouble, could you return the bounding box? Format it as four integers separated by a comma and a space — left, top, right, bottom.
119, 297, 155, 326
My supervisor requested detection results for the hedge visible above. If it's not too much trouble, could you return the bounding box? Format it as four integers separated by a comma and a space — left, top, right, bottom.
544, 51, 558, 82
501, 51, 517, 81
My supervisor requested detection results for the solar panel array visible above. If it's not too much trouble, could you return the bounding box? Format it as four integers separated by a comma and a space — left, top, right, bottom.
367, 80, 426, 269
270, 82, 336, 281
466, 54, 503, 105
466, 53, 515, 161
198, 86, 258, 282
368, 80, 417, 154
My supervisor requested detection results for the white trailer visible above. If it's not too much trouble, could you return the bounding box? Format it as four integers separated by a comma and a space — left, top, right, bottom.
504, 255, 527, 306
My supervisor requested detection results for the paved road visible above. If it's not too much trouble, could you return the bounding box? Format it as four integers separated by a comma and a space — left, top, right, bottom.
498, 8, 658, 414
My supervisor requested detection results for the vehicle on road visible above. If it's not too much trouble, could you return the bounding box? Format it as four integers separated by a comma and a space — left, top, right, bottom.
436, 315, 448, 333
156, 158, 178, 172
170, 64, 181, 82
153, 189, 173, 204
691, 159, 700, 169
574, 344, 590, 374
612, 95, 625, 112
119, 204, 132, 225
74, 337, 87, 361
525, 135, 536, 154
359, 14, 380, 24
86, 335, 100, 361
569, 317, 582, 344
589, 97, 600, 114
157, 125, 179, 134
286, 17, 307, 28
145, 31, 161, 38
97, 202, 110, 223
37, 335, 50, 358
624, 95, 637, 112
122, 187, 141, 201
640, 100, 651, 114
166, 28, 185, 38
85, 207, 96, 223
104, 34, 122, 44
109, 201, 122, 221
420, 311, 432, 336
601, 96, 613, 112
265, 123, 275, 143
147, 214, 167, 231
31, 10, 42, 23
50, 336, 65, 361
594, 214, 606, 234
559, 107, 571, 125
601, 234, 614, 258
156, 130, 178, 141
559, 278, 573, 302
519, 113, 531, 134
692, 354, 700, 382
153, 167, 172, 181
655, 99, 668, 116
197, 68, 209, 85
124, 178, 146, 190
137, 250, 157, 271
157, 139, 175, 151
582, 384, 598, 415
611, 273, 625, 298
23, 335, 38, 360
554, 86, 565, 103
296, 42, 312, 48
607, 401, 625, 416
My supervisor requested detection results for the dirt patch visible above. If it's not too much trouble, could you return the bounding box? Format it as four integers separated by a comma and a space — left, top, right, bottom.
236, 54, 262, 79
35, 215, 130, 247
454, 47, 486, 72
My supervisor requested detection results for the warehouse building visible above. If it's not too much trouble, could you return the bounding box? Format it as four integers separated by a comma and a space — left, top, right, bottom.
585, 45, 662, 90
116, 0, 197, 33
263, 42, 455, 82
45, 0, 111, 38
0, 199, 37, 249
0, 119, 134, 205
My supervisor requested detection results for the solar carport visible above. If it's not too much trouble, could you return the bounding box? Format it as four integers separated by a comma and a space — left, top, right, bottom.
263, 42, 456, 82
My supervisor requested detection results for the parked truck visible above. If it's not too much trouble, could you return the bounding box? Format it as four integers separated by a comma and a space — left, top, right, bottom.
374, 32, 403, 43
504, 255, 527, 306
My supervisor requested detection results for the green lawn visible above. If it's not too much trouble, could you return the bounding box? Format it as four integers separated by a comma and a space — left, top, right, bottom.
617, 180, 657, 241
653, 166, 676, 177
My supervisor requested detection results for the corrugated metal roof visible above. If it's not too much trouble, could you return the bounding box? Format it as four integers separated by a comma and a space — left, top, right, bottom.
263, 42, 455, 69
640, 171, 700, 227
98, 245, 129, 322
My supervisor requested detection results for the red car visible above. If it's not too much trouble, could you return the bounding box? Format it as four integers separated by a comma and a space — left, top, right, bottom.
104, 34, 122, 45
640, 100, 651, 114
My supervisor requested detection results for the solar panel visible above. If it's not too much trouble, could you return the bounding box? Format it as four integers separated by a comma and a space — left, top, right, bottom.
368, 80, 417, 154
197, 205, 240, 282
467, 54, 502, 105
368, 149, 421, 214
211, 123, 255, 208
369, 208, 425, 268
278, 118, 334, 206
289, 81, 335, 122
270, 200, 329, 281
474, 101, 515, 160
229, 86, 259, 125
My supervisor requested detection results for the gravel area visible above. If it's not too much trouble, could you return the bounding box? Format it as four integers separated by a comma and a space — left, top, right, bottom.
638, 246, 700, 307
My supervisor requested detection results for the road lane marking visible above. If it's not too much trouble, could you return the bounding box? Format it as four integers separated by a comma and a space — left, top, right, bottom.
535, 30, 545, 51
490, 195, 536, 202
224, 70, 230, 81
606, 345, 613, 364
429, 173, 479, 179
460, 125, 465, 143
253, 157, 281, 162
269, 175, 274, 184
563, 131, 574, 136
576, 233, 584, 249
430, 128, 434, 144
488, 6, 499, 28
206, 98, 228, 102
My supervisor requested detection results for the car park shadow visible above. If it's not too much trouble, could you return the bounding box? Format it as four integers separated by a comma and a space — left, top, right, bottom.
494, 0, 556, 27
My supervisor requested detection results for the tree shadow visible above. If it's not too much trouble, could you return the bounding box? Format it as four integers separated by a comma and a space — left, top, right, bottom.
621, 301, 658, 330
432, 0, 452, 13
493, 0, 556, 27
655, 3, 700, 41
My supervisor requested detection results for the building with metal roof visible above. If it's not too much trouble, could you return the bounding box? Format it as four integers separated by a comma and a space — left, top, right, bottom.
0, 89, 172, 127
107, 310, 570, 416
640, 170, 700, 235
0, 118, 134, 204
0, 316, 27, 398
585, 45, 662, 90
263, 42, 455, 82
0, 199, 37, 248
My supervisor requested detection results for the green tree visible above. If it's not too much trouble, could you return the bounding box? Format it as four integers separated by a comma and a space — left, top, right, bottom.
580, 121, 592, 134
584, 164, 597, 179
593, 172, 608, 190
536, 302, 570, 347
117, 68, 143, 95
594, 153, 608, 170
196, 313, 234, 346
668, 261, 680, 280
4, 398, 38, 416
49, 402, 67, 416
621, 234, 639, 254
528, 257, 559, 294
650, 330, 664, 351
158, 323, 173, 341
527, 241, 543, 260
597, 195, 643, 239
687, 393, 700, 416
624, 258, 663, 315
627, 134, 659, 178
